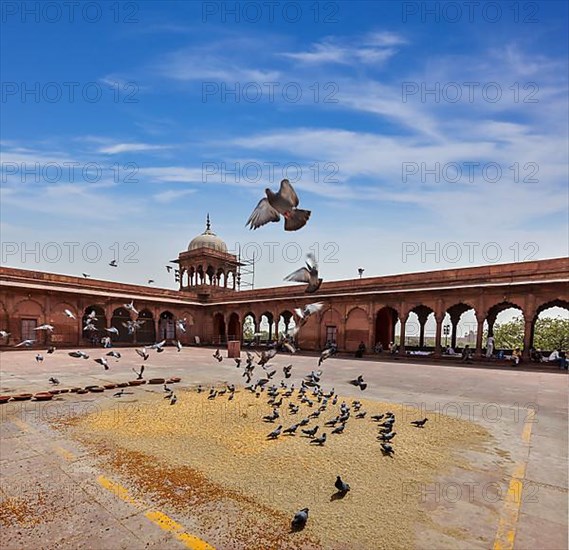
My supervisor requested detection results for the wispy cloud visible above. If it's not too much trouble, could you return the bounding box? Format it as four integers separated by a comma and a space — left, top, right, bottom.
153, 188, 197, 203
98, 143, 172, 155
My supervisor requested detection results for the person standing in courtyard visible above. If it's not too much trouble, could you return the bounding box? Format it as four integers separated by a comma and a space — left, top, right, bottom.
486, 335, 495, 358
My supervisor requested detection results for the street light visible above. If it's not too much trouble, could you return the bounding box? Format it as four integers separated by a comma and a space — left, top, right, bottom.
443, 324, 451, 346
358, 268, 364, 279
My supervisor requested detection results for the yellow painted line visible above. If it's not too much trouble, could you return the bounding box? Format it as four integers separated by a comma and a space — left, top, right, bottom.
97, 475, 215, 550
12, 417, 34, 433
493, 408, 535, 550
145, 510, 216, 550
53, 446, 77, 461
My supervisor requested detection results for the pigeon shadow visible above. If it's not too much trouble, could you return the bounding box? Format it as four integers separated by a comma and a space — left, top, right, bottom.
330, 490, 348, 501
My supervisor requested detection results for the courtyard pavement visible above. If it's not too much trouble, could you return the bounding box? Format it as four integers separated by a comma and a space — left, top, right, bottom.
0, 346, 567, 550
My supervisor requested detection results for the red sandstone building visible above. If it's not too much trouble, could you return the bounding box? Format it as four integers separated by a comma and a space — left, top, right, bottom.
1, 220, 568, 360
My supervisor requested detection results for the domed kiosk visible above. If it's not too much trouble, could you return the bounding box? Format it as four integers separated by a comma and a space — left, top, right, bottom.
175, 215, 242, 292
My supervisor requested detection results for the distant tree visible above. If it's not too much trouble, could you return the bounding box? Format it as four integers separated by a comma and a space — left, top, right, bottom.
243, 316, 255, 340
491, 316, 524, 349
533, 316, 569, 351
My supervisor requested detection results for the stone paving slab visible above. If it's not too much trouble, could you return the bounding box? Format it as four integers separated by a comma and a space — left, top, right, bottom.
1, 347, 567, 549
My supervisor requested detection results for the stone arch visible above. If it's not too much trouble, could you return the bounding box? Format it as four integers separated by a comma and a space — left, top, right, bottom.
159, 311, 176, 341
277, 310, 295, 340
532, 299, 569, 353
404, 304, 435, 350
213, 312, 226, 344
111, 307, 134, 343
227, 312, 240, 340
137, 309, 156, 344
443, 302, 478, 351
374, 306, 399, 350
345, 307, 369, 352
485, 301, 525, 351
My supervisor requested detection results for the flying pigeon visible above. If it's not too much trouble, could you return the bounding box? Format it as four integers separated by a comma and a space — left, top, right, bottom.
246, 179, 311, 232
106, 350, 121, 359
124, 300, 138, 315
109, 259, 118, 267
213, 349, 223, 362
34, 324, 55, 332
176, 340, 182, 352
411, 418, 429, 428
15, 339, 35, 347
82, 273, 90, 278
49, 377, 60, 385
0, 330, 10, 338
257, 348, 277, 366
63, 309, 76, 320
335, 476, 350, 494
291, 508, 309, 531
68, 350, 89, 359
35, 354, 44, 362
148, 279, 155, 284
318, 345, 337, 367
176, 318, 187, 333
283, 364, 292, 378
150, 340, 166, 351
349, 375, 367, 391
284, 252, 322, 293
47, 346, 56, 354
135, 348, 149, 361
166, 265, 173, 273
132, 365, 145, 380
105, 327, 119, 335
94, 357, 109, 370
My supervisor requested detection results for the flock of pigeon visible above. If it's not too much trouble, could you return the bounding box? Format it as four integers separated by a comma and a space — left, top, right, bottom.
202, 324, 429, 533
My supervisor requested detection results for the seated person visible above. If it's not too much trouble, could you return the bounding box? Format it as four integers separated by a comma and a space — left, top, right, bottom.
461, 345, 472, 362
445, 346, 455, 355
374, 342, 383, 353
355, 341, 366, 358
529, 347, 542, 362
512, 348, 522, 365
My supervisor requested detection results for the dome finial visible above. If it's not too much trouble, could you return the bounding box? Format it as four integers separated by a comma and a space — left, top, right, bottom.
206, 213, 211, 231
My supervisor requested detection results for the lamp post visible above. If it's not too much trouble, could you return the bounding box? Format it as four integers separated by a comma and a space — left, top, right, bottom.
358, 268, 364, 279
443, 324, 450, 346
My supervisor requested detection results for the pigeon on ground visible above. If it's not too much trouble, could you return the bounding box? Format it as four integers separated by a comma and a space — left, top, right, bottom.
170, 394, 177, 405
35, 354, 43, 362
283, 424, 299, 435
291, 508, 309, 531
113, 389, 126, 397
335, 476, 350, 494
378, 431, 397, 442
246, 179, 311, 232
301, 425, 319, 438
267, 425, 282, 440
47, 346, 56, 354
132, 365, 145, 380
95, 358, 109, 370
49, 377, 60, 385
310, 433, 327, 446
331, 423, 346, 434
355, 411, 367, 419
298, 418, 310, 426
371, 414, 385, 422
411, 418, 429, 428
213, 349, 223, 362
381, 443, 395, 457
284, 252, 322, 293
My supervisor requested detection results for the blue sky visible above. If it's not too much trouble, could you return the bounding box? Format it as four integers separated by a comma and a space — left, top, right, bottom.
1, 0, 568, 290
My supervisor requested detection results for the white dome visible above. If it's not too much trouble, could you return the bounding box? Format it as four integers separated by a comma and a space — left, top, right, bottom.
188, 216, 227, 253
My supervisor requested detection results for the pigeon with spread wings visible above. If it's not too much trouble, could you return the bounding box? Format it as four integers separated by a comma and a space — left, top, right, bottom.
284, 252, 322, 293
246, 179, 310, 232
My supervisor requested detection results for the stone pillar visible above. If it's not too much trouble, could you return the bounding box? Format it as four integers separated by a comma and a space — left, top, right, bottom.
475, 315, 485, 357
450, 314, 460, 349
434, 314, 444, 357
522, 318, 533, 360
398, 313, 409, 356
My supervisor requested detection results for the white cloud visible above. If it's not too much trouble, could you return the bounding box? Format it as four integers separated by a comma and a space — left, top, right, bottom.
98, 143, 171, 155
153, 188, 197, 203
